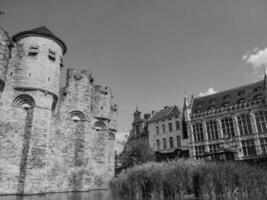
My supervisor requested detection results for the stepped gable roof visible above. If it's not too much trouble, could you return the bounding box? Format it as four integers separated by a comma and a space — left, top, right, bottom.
191, 80, 265, 114
12, 26, 67, 54
149, 105, 179, 123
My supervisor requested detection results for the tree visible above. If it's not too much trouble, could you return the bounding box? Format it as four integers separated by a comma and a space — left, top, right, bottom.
120, 139, 155, 169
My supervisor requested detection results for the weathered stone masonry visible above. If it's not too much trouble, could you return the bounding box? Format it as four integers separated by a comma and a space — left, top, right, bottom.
0, 26, 117, 195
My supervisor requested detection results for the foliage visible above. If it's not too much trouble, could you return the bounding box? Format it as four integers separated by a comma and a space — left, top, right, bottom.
120, 139, 155, 169
110, 160, 267, 200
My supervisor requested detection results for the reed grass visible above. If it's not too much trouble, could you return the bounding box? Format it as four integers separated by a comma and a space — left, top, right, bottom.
110, 160, 267, 200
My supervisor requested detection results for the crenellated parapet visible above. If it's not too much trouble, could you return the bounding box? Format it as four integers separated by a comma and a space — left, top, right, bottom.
92, 85, 112, 121
109, 103, 118, 132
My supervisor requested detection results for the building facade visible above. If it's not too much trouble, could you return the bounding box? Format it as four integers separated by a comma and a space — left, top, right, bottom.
127, 107, 151, 148
0, 26, 117, 195
148, 106, 189, 160
185, 77, 267, 162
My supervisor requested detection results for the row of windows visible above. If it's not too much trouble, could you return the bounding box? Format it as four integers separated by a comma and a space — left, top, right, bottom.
156, 135, 181, 150
196, 89, 263, 108
28, 45, 63, 66
195, 137, 267, 158
156, 121, 180, 134
193, 112, 267, 142
196, 95, 263, 112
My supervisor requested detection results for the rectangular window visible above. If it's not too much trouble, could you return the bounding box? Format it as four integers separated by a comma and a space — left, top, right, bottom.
193, 123, 204, 142
169, 137, 173, 149
241, 139, 256, 156
156, 139, 160, 150
163, 138, 166, 149
28, 45, 39, 56
260, 138, 267, 154
206, 120, 219, 140
195, 145, 205, 159
221, 117, 235, 138
169, 122, 173, 132
255, 111, 267, 133
237, 114, 253, 136
177, 135, 181, 147
176, 121, 180, 130
209, 144, 220, 153
48, 48, 56, 61
156, 126, 159, 134
162, 124, 166, 133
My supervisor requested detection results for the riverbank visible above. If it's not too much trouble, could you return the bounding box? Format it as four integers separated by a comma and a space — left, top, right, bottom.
110, 160, 267, 200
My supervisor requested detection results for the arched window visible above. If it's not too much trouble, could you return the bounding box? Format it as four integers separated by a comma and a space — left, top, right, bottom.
93, 120, 106, 131
69, 110, 85, 122
13, 94, 35, 108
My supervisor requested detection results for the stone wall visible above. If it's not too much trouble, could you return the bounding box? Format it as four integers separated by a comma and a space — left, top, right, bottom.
0, 27, 116, 195
0, 28, 10, 96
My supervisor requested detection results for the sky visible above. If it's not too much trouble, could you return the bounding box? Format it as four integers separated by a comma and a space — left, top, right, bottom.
1, 0, 267, 140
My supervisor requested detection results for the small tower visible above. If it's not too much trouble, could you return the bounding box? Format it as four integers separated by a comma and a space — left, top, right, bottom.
11, 26, 67, 109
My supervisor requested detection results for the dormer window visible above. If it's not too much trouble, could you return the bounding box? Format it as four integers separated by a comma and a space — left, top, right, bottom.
254, 94, 263, 100
254, 86, 262, 92
196, 102, 203, 108
223, 95, 230, 101
196, 109, 202, 113
238, 91, 245, 96
48, 49, 56, 61
237, 98, 245, 104
222, 102, 230, 107
209, 99, 216, 105
208, 106, 215, 110
28, 45, 39, 56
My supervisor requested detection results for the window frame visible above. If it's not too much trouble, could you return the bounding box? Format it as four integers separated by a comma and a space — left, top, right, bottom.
221, 117, 235, 138
237, 114, 253, 136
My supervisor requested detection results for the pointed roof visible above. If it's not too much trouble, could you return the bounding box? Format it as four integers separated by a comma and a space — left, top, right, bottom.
12, 26, 67, 54
149, 105, 179, 123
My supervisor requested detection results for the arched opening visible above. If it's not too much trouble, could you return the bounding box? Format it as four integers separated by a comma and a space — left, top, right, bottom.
93, 120, 106, 131
69, 110, 85, 122
13, 94, 35, 109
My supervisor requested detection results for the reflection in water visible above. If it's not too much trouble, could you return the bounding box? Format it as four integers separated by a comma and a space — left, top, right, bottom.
0, 190, 120, 200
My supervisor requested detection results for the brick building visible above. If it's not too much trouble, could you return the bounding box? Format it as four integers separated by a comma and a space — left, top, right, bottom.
185, 75, 267, 162
0, 26, 117, 195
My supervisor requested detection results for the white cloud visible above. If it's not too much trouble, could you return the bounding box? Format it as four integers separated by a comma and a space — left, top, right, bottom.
199, 87, 217, 97
243, 47, 267, 68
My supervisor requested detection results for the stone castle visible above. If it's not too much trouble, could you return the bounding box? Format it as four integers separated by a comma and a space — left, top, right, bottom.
0, 26, 117, 195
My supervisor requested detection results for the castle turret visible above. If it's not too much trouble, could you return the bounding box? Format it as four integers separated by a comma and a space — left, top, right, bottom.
12, 26, 66, 103
0, 28, 11, 96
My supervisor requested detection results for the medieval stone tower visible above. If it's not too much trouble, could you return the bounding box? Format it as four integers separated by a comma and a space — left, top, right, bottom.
0, 26, 117, 195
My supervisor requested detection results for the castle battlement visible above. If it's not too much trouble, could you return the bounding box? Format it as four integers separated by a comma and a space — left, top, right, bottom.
0, 26, 117, 195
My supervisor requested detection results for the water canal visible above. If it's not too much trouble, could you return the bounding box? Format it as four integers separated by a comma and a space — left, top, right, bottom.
0, 190, 122, 200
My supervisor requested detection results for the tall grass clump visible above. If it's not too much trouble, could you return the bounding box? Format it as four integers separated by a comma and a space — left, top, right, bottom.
110, 160, 267, 200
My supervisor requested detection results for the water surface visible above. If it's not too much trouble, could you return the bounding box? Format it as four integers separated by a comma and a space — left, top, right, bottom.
0, 190, 121, 200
